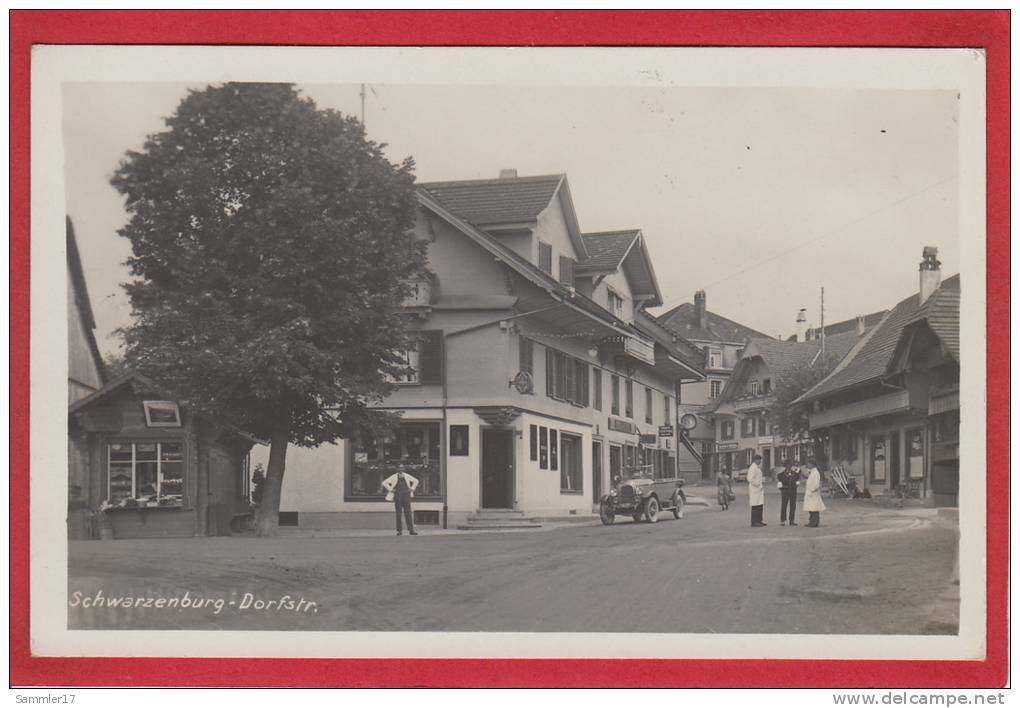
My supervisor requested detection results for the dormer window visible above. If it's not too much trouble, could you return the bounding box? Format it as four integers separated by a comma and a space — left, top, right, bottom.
749, 380, 760, 396
708, 350, 721, 369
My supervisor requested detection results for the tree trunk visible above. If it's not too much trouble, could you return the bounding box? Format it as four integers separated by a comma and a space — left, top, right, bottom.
255, 415, 290, 537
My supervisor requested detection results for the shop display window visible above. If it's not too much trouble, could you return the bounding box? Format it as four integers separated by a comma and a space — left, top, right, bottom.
349, 422, 442, 499
106, 441, 185, 508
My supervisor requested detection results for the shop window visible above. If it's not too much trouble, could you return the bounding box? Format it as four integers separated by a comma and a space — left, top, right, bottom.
559, 433, 583, 493
348, 422, 442, 499
106, 441, 185, 508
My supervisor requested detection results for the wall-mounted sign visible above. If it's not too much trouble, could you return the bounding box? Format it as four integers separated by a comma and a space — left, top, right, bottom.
449, 425, 469, 456
511, 370, 534, 395
608, 418, 638, 435
716, 441, 739, 451
639, 433, 658, 445
658, 425, 674, 438
679, 413, 698, 431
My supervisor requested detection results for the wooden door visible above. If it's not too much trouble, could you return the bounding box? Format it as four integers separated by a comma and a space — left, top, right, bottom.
481, 429, 514, 509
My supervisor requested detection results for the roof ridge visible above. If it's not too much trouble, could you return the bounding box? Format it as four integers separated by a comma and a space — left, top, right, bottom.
581, 229, 641, 238
417, 173, 564, 189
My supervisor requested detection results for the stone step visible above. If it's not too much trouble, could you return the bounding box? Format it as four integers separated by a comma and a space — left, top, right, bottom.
456, 522, 544, 530
463, 517, 542, 525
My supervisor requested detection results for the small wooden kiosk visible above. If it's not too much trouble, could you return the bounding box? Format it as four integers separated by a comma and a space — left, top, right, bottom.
68, 373, 259, 539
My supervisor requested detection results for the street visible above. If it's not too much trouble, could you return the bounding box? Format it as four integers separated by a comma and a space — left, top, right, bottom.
68, 486, 959, 634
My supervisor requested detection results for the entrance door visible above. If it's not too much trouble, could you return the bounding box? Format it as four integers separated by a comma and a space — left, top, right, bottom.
888, 432, 901, 490
763, 448, 772, 472
592, 441, 603, 503
481, 429, 515, 509
609, 444, 622, 484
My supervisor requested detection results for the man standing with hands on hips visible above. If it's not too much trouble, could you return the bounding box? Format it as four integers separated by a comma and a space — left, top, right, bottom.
747, 454, 766, 527
382, 469, 419, 536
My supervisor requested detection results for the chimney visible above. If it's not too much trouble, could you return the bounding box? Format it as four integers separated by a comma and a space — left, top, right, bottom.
919, 246, 942, 304
693, 290, 707, 330
855, 315, 866, 335
796, 309, 807, 342
499, 168, 518, 179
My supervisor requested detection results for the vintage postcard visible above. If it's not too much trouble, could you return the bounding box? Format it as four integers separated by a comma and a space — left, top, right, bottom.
25, 39, 992, 672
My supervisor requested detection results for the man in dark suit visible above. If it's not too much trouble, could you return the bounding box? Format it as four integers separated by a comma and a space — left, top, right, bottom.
777, 461, 800, 526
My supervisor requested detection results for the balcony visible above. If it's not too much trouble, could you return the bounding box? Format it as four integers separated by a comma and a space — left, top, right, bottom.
808, 388, 921, 429
732, 393, 776, 413
600, 334, 656, 366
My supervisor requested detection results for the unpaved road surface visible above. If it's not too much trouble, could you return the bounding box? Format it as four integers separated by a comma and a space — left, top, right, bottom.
68, 487, 958, 634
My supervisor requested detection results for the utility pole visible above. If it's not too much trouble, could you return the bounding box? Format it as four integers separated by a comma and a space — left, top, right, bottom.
820, 286, 826, 357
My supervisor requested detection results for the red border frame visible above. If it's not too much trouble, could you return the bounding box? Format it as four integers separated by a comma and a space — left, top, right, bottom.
9, 10, 1009, 688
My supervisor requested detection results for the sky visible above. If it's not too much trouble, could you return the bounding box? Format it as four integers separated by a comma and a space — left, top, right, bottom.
62, 81, 959, 357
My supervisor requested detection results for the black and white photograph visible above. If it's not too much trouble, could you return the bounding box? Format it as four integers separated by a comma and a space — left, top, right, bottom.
32, 44, 986, 661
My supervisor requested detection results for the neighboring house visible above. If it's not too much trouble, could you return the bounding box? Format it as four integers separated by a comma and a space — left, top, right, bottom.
67, 217, 107, 538
67, 217, 105, 403
658, 290, 773, 478
703, 320, 872, 477
795, 248, 960, 506
277, 170, 706, 530
67, 373, 259, 539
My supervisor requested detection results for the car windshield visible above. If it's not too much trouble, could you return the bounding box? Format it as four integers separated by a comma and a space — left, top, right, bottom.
621, 464, 653, 481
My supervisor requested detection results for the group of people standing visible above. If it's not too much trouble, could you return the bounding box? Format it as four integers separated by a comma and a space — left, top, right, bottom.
718, 454, 826, 528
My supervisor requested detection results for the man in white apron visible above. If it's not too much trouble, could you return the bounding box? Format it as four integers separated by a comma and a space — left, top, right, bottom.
747, 454, 766, 527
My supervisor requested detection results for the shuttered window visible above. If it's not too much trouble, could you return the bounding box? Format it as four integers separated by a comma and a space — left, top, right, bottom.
418, 330, 444, 385
559, 256, 575, 286
544, 345, 590, 407
519, 337, 533, 374
538, 241, 553, 274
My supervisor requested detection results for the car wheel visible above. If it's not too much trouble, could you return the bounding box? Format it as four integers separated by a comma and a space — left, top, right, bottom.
599, 500, 615, 525
672, 493, 685, 519
644, 496, 660, 523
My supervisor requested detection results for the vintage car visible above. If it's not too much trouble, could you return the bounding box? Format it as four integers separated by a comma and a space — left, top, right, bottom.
599, 467, 686, 524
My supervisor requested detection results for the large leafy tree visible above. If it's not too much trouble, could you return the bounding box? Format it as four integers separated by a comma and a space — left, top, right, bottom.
111, 83, 425, 535
770, 350, 843, 446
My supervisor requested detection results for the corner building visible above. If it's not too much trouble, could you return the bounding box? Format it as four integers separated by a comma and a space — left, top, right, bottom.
278, 172, 705, 529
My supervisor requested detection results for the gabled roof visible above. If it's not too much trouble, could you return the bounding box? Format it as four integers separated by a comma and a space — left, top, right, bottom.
416, 191, 704, 376
577, 230, 640, 271
789, 310, 888, 342
69, 371, 262, 443
795, 274, 960, 404
67, 217, 106, 383
704, 326, 872, 414
417, 172, 588, 260
659, 301, 772, 345
417, 174, 565, 226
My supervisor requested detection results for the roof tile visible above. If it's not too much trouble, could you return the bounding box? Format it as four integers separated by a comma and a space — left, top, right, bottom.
417, 174, 563, 226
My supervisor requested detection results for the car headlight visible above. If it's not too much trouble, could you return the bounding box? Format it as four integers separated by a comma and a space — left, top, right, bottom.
609, 488, 618, 497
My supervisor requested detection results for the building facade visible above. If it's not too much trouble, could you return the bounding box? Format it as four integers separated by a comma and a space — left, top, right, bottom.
703, 322, 873, 477
277, 172, 705, 529
658, 290, 773, 478
795, 249, 960, 505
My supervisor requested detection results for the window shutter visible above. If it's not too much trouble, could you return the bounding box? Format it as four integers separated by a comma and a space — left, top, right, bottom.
559, 256, 575, 286
545, 348, 554, 396
418, 330, 444, 385
519, 337, 533, 374
593, 369, 602, 411
539, 242, 553, 274
565, 357, 576, 403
